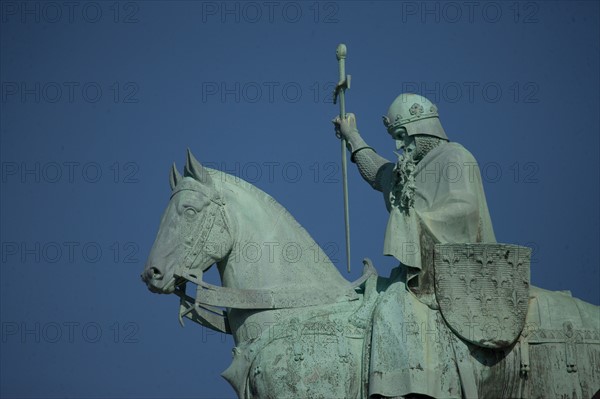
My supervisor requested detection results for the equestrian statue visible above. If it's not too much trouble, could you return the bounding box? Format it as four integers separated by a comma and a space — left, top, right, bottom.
141, 44, 600, 398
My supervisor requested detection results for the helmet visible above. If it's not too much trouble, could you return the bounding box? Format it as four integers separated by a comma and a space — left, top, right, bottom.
382, 93, 448, 140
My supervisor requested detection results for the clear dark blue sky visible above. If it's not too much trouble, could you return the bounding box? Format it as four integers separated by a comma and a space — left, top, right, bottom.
1, 1, 598, 398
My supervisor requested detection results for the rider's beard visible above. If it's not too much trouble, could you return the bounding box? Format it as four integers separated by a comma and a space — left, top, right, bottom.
390, 135, 445, 213
390, 150, 416, 214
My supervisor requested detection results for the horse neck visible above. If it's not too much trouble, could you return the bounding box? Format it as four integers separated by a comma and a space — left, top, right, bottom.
217, 175, 350, 292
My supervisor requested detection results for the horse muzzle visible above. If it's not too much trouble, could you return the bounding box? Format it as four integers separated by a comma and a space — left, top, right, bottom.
141, 265, 176, 294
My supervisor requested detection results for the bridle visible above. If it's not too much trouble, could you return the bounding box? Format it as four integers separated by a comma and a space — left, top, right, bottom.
170, 191, 230, 333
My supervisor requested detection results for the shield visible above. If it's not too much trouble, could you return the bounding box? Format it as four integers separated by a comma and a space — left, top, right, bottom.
434, 243, 531, 348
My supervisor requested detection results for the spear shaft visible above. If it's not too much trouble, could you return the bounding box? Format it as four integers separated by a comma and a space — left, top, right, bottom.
334, 43, 351, 273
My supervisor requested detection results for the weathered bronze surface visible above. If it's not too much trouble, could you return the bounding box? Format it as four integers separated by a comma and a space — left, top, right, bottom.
142, 45, 600, 398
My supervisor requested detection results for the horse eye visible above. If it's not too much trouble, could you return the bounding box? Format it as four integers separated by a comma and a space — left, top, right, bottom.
184, 207, 197, 217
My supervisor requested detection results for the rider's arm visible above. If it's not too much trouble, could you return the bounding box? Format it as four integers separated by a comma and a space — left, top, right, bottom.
352, 147, 394, 192
333, 113, 394, 193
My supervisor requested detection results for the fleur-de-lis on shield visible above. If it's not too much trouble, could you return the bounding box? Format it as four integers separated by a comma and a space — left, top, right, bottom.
474, 284, 494, 314
442, 251, 461, 265
460, 273, 479, 291
500, 275, 514, 290
506, 288, 529, 314
475, 248, 496, 267
506, 249, 524, 270
442, 250, 461, 278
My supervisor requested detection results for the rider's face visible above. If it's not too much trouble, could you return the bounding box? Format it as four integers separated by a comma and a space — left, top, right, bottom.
397, 136, 416, 157
392, 127, 414, 155
390, 126, 406, 142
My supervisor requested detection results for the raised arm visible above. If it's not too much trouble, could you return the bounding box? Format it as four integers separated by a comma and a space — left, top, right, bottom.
333, 113, 394, 192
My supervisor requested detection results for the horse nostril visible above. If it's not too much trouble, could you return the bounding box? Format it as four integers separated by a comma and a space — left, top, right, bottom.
146, 267, 163, 281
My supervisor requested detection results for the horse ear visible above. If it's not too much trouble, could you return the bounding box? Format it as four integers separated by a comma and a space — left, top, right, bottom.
184, 148, 213, 187
169, 162, 181, 191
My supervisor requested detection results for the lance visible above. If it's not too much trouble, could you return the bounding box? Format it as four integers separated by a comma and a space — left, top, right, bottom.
333, 43, 352, 273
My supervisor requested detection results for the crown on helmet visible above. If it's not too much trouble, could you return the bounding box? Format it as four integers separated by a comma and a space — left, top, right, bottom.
383, 93, 448, 140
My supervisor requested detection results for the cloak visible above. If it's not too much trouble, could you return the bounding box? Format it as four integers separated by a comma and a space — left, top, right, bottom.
381, 141, 496, 299
369, 141, 497, 398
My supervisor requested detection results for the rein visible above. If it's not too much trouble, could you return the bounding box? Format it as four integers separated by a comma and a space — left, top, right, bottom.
176, 265, 376, 334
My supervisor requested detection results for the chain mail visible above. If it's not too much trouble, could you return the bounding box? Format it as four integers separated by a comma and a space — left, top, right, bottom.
414, 135, 444, 162
353, 148, 392, 191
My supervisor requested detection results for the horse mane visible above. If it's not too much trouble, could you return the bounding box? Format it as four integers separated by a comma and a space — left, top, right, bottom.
204, 166, 355, 293
208, 167, 306, 232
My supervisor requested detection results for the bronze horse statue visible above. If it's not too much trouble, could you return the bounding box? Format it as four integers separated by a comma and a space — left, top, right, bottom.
142, 150, 600, 398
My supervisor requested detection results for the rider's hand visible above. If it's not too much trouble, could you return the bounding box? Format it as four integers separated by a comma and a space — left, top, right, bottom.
332, 113, 360, 142
332, 113, 372, 160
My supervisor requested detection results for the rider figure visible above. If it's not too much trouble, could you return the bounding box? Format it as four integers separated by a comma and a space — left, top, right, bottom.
333, 93, 497, 398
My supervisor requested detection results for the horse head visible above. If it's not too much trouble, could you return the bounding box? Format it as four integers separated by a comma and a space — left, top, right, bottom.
141, 150, 383, 398
141, 149, 232, 294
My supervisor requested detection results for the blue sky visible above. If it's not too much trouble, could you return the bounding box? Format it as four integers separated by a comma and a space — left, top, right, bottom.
1, 1, 599, 398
